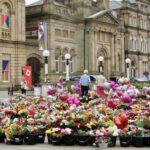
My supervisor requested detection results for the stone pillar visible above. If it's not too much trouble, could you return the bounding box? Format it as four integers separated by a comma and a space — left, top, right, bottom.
111, 33, 115, 75
88, 29, 95, 73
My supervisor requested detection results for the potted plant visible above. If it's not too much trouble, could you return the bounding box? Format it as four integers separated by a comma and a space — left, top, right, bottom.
119, 127, 132, 147
61, 128, 75, 145
46, 127, 63, 145
131, 126, 145, 147
24, 126, 37, 145
36, 125, 46, 143
4, 123, 26, 144
0, 127, 5, 143
76, 129, 90, 145
94, 136, 110, 149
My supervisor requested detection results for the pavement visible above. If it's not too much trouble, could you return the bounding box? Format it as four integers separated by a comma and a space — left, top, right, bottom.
0, 91, 150, 149
0, 143, 150, 150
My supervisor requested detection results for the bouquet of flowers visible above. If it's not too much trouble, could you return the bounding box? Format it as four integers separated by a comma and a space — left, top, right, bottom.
46, 127, 63, 138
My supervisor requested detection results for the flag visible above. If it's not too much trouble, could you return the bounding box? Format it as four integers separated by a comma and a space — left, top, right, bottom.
38, 22, 45, 50
2, 15, 10, 28
38, 22, 47, 50
22, 66, 32, 89
2, 60, 9, 81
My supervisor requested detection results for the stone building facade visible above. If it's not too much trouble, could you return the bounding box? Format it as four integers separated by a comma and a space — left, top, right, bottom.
0, 0, 27, 87
26, 0, 125, 82
1, 0, 149, 87
0, 0, 43, 87
111, 0, 150, 78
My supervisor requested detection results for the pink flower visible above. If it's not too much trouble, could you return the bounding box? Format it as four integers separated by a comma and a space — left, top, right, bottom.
59, 93, 68, 101
107, 99, 118, 109
121, 95, 132, 103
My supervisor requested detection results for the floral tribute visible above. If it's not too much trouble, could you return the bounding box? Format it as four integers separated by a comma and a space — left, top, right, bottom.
0, 79, 149, 147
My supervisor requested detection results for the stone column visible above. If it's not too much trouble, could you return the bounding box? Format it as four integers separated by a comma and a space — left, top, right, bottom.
88, 29, 95, 73
111, 33, 115, 75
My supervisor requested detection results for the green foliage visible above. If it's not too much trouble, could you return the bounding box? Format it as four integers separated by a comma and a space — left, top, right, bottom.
77, 129, 88, 136
131, 82, 150, 89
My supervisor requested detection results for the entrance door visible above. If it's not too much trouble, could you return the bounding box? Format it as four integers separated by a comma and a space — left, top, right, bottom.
27, 57, 41, 85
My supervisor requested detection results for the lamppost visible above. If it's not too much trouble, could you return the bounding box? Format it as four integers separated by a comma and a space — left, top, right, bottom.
125, 58, 131, 79
65, 53, 71, 81
43, 49, 50, 82
98, 56, 104, 73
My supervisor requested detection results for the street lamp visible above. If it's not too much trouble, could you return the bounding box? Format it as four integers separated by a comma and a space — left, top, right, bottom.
65, 53, 71, 81
43, 49, 50, 82
125, 58, 131, 79
98, 56, 104, 73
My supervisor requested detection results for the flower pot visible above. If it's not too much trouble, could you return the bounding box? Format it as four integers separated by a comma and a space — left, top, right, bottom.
89, 136, 96, 145
98, 142, 108, 149
51, 136, 62, 145
24, 134, 36, 145
36, 133, 45, 143
62, 135, 75, 145
108, 136, 117, 147
132, 136, 144, 147
0, 134, 5, 143
47, 134, 52, 144
144, 136, 150, 146
10, 135, 23, 145
119, 136, 132, 147
76, 135, 90, 146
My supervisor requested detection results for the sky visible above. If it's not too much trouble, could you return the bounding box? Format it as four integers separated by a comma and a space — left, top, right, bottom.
25, 0, 121, 5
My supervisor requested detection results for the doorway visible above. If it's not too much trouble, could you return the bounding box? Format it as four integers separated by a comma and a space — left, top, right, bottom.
27, 57, 41, 85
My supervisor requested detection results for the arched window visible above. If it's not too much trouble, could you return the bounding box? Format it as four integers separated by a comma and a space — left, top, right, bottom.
131, 61, 136, 77
55, 48, 61, 73
70, 49, 76, 73
1, 3, 11, 29
55, 56, 60, 73
140, 37, 143, 52
129, 36, 133, 50
62, 55, 66, 73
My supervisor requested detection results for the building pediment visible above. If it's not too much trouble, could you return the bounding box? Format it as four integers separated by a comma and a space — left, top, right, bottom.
87, 10, 120, 26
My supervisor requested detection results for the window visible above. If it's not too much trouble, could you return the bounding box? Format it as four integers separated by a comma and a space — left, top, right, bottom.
129, 36, 132, 50
140, 19, 143, 28
133, 17, 137, 27
70, 31, 75, 39
144, 20, 147, 29
55, 29, 61, 36
63, 30, 68, 38
62, 56, 66, 73
1, 3, 10, 29
2, 60, 9, 81
70, 57, 73, 73
55, 56, 60, 73
129, 16, 132, 26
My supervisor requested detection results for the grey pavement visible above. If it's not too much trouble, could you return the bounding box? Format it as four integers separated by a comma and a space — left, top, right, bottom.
0, 143, 150, 150
0, 90, 34, 103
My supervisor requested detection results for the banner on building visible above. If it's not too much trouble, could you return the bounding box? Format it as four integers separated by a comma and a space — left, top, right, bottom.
2, 60, 9, 81
2, 15, 10, 28
22, 66, 32, 89
38, 22, 47, 50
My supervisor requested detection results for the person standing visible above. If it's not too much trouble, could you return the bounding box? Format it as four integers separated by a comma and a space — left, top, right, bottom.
80, 70, 91, 97
96, 73, 107, 95
20, 77, 28, 94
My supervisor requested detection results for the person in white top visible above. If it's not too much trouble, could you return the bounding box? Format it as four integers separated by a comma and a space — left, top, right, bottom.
96, 73, 107, 87
20, 77, 28, 94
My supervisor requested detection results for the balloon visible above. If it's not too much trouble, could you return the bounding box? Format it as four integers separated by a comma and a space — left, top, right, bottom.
114, 117, 124, 129
120, 112, 128, 127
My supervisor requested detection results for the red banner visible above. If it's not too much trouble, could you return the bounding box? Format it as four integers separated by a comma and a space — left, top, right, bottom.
22, 66, 32, 89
